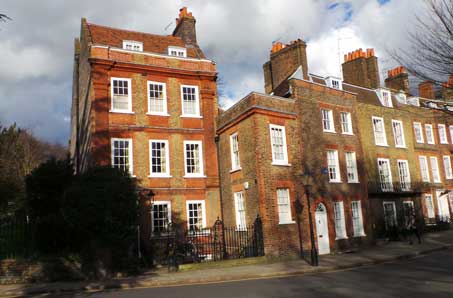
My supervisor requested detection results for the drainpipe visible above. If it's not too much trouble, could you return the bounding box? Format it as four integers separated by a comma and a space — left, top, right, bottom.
214, 135, 225, 221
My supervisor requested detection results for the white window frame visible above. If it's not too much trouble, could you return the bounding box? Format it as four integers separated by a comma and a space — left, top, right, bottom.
149, 140, 171, 177
377, 158, 393, 192
110, 77, 132, 113
147, 81, 168, 116
321, 109, 335, 133
234, 192, 247, 230
180, 85, 201, 118
340, 112, 353, 135
122, 40, 143, 52
419, 156, 430, 182
327, 77, 343, 90
392, 120, 406, 148
186, 200, 207, 231
111, 138, 133, 176
333, 201, 347, 240
183, 141, 205, 177
425, 124, 435, 144
372, 116, 388, 146
276, 188, 294, 224
269, 124, 290, 166
151, 201, 171, 236
443, 155, 453, 179
381, 90, 393, 107
436, 191, 451, 221
450, 125, 453, 144
438, 124, 448, 144
425, 194, 435, 219
430, 156, 441, 183
383, 201, 398, 229
413, 122, 424, 143
351, 201, 366, 237
327, 149, 341, 183
168, 46, 187, 57
345, 151, 359, 183
397, 160, 411, 191
230, 133, 241, 171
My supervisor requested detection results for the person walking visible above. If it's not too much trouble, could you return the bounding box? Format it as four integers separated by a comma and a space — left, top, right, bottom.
406, 211, 421, 245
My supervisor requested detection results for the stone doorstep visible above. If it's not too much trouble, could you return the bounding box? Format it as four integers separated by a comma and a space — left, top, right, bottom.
1, 243, 452, 298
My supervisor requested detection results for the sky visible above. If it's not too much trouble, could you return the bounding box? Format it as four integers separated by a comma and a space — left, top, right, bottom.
0, 0, 426, 145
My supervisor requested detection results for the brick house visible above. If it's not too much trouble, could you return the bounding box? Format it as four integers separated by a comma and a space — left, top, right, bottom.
340, 49, 453, 238
69, 8, 221, 253
217, 40, 370, 258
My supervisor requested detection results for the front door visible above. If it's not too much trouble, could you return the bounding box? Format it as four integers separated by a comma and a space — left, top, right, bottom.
315, 203, 330, 255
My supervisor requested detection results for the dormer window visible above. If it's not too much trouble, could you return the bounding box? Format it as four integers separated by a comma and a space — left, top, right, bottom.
427, 101, 438, 109
380, 90, 393, 107
326, 77, 342, 90
168, 46, 187, 57
123, 40, 143, 52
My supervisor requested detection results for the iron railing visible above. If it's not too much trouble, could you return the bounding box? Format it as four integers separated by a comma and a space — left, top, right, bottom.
368, 181, 427, 195
0, 216, 34, 260
162, 216, 264, 265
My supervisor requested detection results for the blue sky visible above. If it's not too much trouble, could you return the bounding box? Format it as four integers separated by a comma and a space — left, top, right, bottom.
0, 0, 423, 145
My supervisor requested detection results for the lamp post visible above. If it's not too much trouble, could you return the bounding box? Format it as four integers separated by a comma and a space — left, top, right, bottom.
301, 173, 319, 267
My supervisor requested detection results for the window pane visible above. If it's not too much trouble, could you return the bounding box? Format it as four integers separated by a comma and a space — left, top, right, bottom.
185, 143, 201, 174
182, 86, 198, 115
277, 189, 291, 223
112, 139, 131, 173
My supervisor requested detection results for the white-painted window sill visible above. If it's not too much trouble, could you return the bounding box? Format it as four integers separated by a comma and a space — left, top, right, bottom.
110, 110, 135, 114
271, 162, 292, 167
180, 115, 203, 119
146, 112, 170, 116
183, 175, 207, 178
148, 175, 172, 178
279, 221, 296, 225
230, 168, 242, 173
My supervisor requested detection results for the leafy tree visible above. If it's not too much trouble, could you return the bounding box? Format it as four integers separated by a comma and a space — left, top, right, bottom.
392, 0, 453, 84
0, 124, 67, 216
63, 166, 139, 277
25, 158, 74, 253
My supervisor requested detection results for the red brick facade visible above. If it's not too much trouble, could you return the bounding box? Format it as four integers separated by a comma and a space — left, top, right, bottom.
70, 8, 221, 253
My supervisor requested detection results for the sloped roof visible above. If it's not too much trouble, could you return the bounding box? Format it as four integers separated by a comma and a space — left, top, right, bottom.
86, 22, 206, 59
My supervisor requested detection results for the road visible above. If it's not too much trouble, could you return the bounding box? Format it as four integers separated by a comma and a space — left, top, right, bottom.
37, 248, 453, 298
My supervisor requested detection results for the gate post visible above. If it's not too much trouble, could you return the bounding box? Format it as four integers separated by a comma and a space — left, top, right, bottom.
253, 215, 264, 256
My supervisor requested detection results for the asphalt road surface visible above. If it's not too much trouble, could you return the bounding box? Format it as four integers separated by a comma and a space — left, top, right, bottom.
37, 248, 453, 298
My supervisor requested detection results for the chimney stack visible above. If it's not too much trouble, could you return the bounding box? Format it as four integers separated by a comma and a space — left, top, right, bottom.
419, 81, 435, 99
342, 48, 380, 89
263, 39, 309, 94
385, 66, 410, 94
173, 7, 197, 44
442, 75, 453, 101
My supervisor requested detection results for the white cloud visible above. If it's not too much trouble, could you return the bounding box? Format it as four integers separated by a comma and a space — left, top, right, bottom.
0, 0, 429, 144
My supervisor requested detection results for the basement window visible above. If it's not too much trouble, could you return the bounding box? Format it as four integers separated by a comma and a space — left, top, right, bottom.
168, 46, 187, 57
123, 40, 143, 52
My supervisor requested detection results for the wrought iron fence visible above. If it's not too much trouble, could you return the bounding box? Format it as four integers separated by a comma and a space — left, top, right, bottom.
0, 216, 34, 260
368, 181, 426, 195
164, 216, 264, 265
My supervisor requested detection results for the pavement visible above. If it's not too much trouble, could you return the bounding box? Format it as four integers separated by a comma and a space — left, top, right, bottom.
1, 229, 453, 298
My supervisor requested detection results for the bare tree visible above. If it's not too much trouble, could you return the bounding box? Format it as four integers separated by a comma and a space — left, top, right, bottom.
392, 0, 453, 85
0, 13, 11, 22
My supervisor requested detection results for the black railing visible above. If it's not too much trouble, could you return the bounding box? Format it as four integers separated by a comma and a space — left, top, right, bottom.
368, 181, 426, 195
163, 216, 264, 266
0, 216, 34, 260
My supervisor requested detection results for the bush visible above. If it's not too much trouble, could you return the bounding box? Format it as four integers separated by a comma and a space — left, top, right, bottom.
25, 158, 73, 253
63, 166, 139, 278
